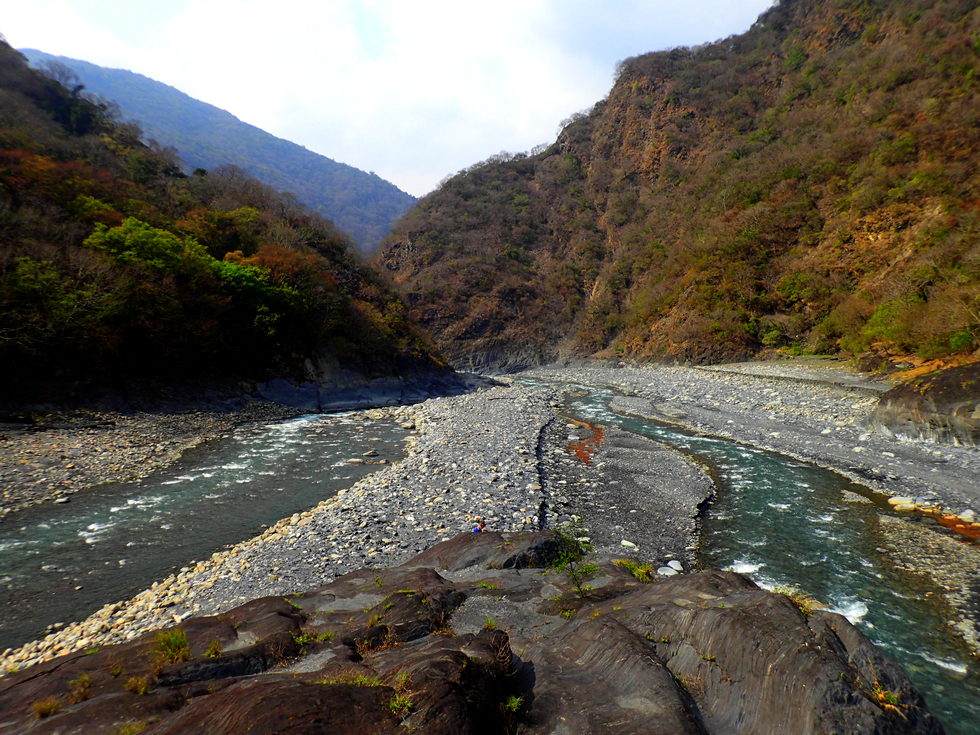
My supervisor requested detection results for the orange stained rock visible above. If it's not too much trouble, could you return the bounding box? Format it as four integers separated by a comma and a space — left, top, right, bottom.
936, 516, 980, 540
565, 423, 605, 466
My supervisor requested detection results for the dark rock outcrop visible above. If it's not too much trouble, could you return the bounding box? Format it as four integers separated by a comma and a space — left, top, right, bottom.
871, 364, 980, 446
0, 532, 944, 734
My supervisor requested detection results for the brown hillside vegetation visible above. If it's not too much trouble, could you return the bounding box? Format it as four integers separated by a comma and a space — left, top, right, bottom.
0, 42, 442, 404
379, 0, 979, 370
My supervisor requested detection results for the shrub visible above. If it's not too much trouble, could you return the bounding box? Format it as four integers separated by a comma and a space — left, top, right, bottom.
549, 521, 598, 596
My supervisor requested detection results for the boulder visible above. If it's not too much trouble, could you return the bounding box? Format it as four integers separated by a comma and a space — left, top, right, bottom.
0, 533, 944, 734
871, 364, 980, 446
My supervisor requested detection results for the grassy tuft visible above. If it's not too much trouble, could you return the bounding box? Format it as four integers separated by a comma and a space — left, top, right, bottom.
152, 628, 190, 665
771, 584, 825, 616
31, 696, 62, 719
124, 676, 152, 695
613, 558, 656, 583
68, 673, 92, 703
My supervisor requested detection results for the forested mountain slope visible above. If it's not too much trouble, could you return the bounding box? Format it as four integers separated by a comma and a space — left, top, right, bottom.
0, 43, 443, 404
21, 49, 416, 253
380, 0, 979, 371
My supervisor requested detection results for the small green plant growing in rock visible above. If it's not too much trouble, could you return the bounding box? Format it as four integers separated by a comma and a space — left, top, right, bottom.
477, 580, 499, 590
374, 575, 384, 588
483, 617, 498, 630
676, 674, 705, 696
503, 694, 524, 713
31, 696, 62, 719
549, 521, 598, 597
318, 671, 382, 687
317, 631, 336, 642
113, 721, 147, 735
152, 628, 190, 665
204, 639, 223, 658
68, 673, 92, 703
613, 558, 655, 583
124, 676, 152, 695
388, 693, 413, 717
771, 585, 825, 616
559, 608, 575, 620
870, 681, 908, 717
394, 671, 411, 690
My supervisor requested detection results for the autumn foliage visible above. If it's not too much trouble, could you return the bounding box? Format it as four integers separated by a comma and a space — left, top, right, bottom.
0, 42, 439, 403
380, 0, 979, 368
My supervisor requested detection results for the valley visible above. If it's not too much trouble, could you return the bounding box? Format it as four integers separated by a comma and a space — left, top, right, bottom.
1, 0, 978, 731
2, 361, 977, 732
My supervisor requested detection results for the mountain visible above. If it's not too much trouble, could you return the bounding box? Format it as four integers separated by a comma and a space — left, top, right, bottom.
21, 49, 416, 253
379, 0, 979, 371
0, 42, 444, 405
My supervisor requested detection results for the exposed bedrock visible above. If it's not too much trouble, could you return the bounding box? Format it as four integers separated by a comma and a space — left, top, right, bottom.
0, 532, 943, 734
870, 364, 980, 447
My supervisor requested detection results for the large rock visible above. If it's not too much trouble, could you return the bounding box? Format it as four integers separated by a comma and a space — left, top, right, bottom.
871, 363, 980, 446
0, 532, 944, 734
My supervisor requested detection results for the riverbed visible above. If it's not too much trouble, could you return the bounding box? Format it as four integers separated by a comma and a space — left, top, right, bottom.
1, 363, 976, 732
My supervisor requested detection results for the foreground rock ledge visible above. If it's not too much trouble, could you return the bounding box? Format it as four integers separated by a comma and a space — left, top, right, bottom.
0, 532, 943, 734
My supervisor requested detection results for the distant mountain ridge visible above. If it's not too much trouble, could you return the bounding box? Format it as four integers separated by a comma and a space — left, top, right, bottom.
22, 49, 415, 253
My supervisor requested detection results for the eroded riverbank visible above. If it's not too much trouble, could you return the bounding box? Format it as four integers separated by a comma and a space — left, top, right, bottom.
0, 402, 300, 519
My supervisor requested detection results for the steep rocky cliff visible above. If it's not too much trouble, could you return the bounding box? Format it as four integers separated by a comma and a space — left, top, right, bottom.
380, 0, 979, 370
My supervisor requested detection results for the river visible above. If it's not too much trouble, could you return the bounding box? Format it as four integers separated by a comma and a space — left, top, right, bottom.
0, 411, 409, 653
560, 382, 977, 734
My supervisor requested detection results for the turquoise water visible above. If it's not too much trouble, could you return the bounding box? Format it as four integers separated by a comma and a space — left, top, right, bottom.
0, 412, 408, 653
558, 382, 978, 734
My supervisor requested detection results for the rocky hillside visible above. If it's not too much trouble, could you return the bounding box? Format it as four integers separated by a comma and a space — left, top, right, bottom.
380, 0, 979, 370
0, 532, 945, 734
0, 43, 444, 406
22, 49, 417, 253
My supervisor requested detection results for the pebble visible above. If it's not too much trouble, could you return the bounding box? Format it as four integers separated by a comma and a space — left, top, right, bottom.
0, 387, 556, 671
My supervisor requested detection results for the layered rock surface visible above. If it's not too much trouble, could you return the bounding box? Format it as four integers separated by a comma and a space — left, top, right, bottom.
870, 364, 980, 447
0, 532, 944, 734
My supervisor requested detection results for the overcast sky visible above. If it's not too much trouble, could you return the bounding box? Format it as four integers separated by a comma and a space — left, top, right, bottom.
2, 1, 774, 196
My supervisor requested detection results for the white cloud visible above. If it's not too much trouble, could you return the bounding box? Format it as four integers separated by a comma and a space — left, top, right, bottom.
1, 0, 774, 196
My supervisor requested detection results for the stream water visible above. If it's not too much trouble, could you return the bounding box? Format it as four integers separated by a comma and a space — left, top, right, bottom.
2, 383, 977, 731
0, 412, 409, 653
558, 382, 977, 734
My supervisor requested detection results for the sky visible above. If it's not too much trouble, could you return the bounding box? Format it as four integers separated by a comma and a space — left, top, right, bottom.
1, 1, 775, 196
